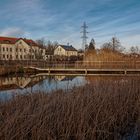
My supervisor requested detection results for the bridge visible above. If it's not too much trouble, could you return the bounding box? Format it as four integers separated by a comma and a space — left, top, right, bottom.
24, 61, 140, 75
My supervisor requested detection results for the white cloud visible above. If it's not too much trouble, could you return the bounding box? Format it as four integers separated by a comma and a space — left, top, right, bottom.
0, 27, 27, 37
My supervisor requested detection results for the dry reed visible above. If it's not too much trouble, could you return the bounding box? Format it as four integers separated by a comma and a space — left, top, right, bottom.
0, 78, 140, 140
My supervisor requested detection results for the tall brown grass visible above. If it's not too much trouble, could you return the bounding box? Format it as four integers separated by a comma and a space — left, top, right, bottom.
0, 78, 140, 140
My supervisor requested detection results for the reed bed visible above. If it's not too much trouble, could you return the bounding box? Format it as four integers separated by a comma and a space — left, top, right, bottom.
0, 78, 140, 140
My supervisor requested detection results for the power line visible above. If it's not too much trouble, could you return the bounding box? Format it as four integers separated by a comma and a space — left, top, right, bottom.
81, 22, 88, 50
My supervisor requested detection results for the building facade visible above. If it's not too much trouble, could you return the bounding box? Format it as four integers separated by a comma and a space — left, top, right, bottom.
54, 45, 78, 57
0, 37, 46, 60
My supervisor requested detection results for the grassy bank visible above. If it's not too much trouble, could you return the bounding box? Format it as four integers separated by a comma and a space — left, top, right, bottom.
0, 79, 140, 140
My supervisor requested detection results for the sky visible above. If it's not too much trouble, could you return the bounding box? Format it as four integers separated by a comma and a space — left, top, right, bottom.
0, 0, 140, 50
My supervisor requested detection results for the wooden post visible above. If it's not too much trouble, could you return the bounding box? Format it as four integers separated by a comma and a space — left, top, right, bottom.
48, 68, 50, 75
124, 70, 127, 75
85, 69, 87, 75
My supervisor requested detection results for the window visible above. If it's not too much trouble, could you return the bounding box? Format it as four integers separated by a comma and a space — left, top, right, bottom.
7, 48, 8, 51
10, 55, 12, 59
20, 49, 22, 52
3, 54, 5, 59
7, 55, 9, 59
16, 48, 18, 52
24, 49, 26, 52
20, 55, 22, 59
3, 48, 5, 51
10, 48, 12, 52
16, 55, 18, 59
4, 40, 10, 43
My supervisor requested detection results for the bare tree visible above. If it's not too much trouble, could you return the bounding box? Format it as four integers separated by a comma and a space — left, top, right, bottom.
36, 38, 46, 48
101, 37, 124, 53
46, 41, 58, 55
101, 42, 112, 52
130, 46, 139, 54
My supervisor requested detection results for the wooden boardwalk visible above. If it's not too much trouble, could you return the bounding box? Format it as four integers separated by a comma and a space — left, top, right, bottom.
24, 66, 140, 75
23, 61, 140, 75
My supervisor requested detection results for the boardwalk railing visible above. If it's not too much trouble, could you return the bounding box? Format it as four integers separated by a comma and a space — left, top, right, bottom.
0, 60, 140, 69
31, 61, 140, 69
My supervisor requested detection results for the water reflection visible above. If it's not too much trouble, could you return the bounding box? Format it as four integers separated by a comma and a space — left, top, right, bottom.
0, 75, 86, 100
0, 74, 140, 101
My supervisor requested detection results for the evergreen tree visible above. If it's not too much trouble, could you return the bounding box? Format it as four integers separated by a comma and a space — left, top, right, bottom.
88, 38, 95, 50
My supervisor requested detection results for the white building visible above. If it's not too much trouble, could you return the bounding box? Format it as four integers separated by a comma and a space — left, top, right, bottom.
0, 36, 46, 60
54, 45, 78, 57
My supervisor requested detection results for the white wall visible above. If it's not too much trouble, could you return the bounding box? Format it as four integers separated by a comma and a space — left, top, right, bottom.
54, 46, 78, 56
0, 39, 46, 60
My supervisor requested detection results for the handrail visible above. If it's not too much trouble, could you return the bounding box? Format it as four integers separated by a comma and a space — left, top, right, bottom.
0, 60, 140, 69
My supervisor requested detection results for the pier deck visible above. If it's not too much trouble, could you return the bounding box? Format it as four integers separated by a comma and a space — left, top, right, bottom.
24, 66, 140, 75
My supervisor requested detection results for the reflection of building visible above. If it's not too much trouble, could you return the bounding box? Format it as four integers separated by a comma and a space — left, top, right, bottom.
0, 77, 31, 90
0, 75, 47, 90
0, 36, 46, 60
54, 45, 78, 57
54, 75, 75, 81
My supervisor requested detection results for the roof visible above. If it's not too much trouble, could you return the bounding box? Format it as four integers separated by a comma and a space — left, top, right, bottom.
0, 36, 17, 44
0, 36, 38, 46
59, 45, 77, 51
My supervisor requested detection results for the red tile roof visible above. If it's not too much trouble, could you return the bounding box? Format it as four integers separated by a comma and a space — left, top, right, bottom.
0, 36, 17, 44
0, 36, 38, 46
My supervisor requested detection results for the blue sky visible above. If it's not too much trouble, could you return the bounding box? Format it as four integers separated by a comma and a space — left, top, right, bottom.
0, 0, 140, 50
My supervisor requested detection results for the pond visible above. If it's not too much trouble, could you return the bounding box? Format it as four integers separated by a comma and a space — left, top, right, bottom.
0, 74, 87, 100
0, 74, 140, 101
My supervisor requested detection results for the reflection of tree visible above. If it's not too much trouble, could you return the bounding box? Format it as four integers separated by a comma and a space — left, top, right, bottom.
85, 76, 139, 86
48, 76, 53, 86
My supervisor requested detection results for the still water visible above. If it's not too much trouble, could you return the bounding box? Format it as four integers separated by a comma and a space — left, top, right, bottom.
0, 74, 140, 101
0, 74, 87, 100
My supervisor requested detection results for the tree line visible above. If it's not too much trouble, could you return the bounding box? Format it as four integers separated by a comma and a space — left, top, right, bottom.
86, 37, 139, 54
